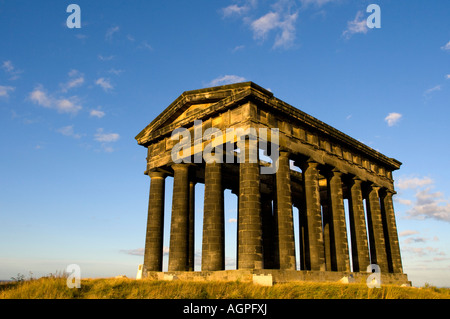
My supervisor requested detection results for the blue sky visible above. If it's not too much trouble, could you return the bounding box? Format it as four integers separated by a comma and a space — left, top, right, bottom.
0, 0, 449, 287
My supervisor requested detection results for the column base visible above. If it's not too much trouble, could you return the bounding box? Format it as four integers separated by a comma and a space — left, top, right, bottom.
141, 268, 411, 286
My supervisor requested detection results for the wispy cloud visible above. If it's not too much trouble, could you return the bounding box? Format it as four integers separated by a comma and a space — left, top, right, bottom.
89, 109, 105, 118
57, 125, 81, 139
384, 112, 402, 127
396, 176, 450, 223
98, 54, 115, 61
105, 26, 120, 41
94, 128, 120, 152
251, 10, 299, 48
441, 41, 450, 51
299, 0, 339, 7
29, 85, 82, 114
120, 248, 144, 256
222, 4, 250, 17
222, 1, 299, 49
95, 78, 114, 91
138, 40, 153, 51
424, 85, 441, 95
342, 11, 368, 39
208, 75, 246, 87
0, 85, 15, 98
60, 69, 84, 92
2, 60, 23, 80
397, 176, 434, 190
399, 230, 420, 237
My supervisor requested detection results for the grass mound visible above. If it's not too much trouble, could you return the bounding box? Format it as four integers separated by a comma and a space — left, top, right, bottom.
1, 277, 449, 299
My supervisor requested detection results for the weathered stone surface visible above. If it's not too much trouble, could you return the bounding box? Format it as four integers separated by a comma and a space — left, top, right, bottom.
202, 161, 225, 271
168, 164, 190, 271
143, 171, 166, 272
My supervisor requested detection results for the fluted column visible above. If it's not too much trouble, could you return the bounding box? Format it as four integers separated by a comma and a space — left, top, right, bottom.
380, 189, 403, 273
327, 169, 350, 272
275, 151, 296, 270
302, 160, 326, 271
202, 161, 225, 271
168, 164, 190, 271
347, 177, 370, 272
238, 137, 263, 269
143, 171, 166, 272
365, 184, 389, 273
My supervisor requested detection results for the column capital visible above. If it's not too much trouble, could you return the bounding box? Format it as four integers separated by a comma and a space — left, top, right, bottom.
330, 167, 344, 177
379, 187, 397, 197
148, 170, 166, 179
171, 163, 191, 171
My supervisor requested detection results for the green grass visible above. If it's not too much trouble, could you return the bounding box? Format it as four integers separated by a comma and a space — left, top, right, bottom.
1, 277, 449, 299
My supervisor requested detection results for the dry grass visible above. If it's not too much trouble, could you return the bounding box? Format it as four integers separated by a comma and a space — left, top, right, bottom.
1, 277, 449, 299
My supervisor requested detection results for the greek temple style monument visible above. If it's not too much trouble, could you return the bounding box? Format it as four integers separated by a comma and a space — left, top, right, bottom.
135, 82, 409, 285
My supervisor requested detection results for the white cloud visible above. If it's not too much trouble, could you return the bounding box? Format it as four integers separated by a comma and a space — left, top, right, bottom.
98, 55, 115, 61
252, 12, 280, 39
397, 176, 450, 223
94, 128, 120, 142
2, 60, 23, 80
299, 0, 339, 7
232, 45, 245, 53
60, 70, 84, 92
29, 86, 82, 114
384, 112, 402, 126
441, 41, 450, 51
402, 246, 445, 258
95, 78, 113, 91
228, 218, 237, 223
396, 198, 412, 206
0, 85, 15, 97
2, 60, 14, 73
399, 230, 419, 237
120, 248, 144, 256
90, 109, 105, 118
222, 4, 249, 17
57, 125, 81, 139
406, 188, 450, 223
397, 176, 434, 190
138, 40, 153, 51
208, 75, 246, 87
424, 85, 441, 95
108, 68, 124, 76
342, 11, 368, 39
29, 87, 53, 108
105, 26, 120, 41
251, 10, 298, 48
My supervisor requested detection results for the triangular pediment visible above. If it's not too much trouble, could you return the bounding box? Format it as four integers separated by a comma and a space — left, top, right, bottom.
135, 82, 272, 145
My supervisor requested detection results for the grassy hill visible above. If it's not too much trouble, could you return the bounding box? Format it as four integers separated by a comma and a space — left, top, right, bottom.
1, 277, 449, 299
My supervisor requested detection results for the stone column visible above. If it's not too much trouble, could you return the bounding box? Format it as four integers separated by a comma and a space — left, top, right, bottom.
143, 171, 166, 272
380, 189, 403, 274
327, 169, 350, 272
301, 160, 326, 271
275, 151, 296, 270
202, 161, 225, 271
365, 184, 389, 273
168, 164, 190, 271
188, 179, 196, 271
238, 137, 263, 269
321, 190, 332, 271
347, 177, 370, 272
